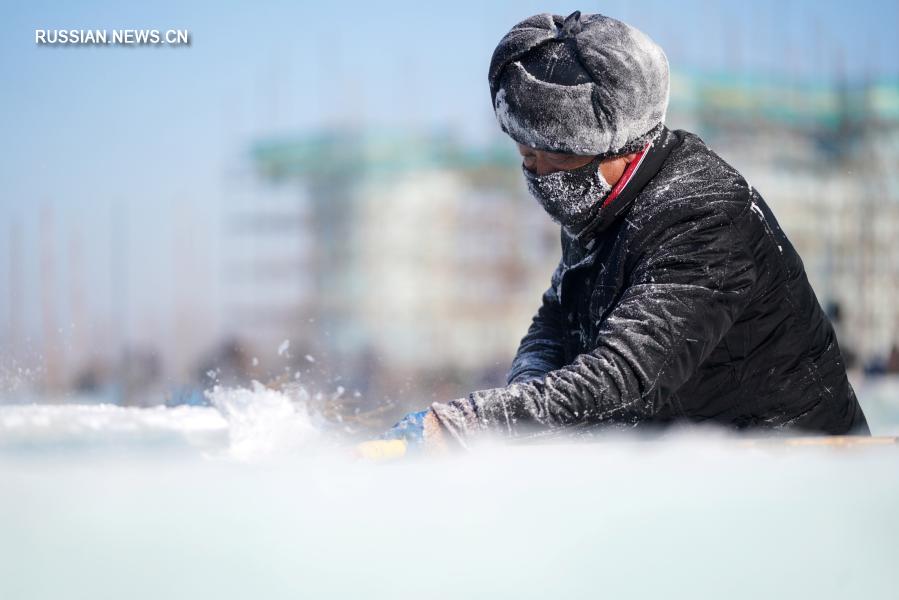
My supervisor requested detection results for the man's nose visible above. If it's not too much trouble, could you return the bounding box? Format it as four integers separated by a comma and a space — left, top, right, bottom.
526, 159, 556, 176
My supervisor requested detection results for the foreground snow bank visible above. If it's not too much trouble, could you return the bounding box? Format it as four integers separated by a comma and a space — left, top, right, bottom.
1, 389, 897, 599
2, 436, 898, 600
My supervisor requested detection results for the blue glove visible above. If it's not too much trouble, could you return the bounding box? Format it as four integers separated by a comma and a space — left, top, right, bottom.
381, 409, 430, 445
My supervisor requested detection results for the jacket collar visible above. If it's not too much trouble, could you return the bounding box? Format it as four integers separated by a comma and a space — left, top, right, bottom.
575, 126, 681, 247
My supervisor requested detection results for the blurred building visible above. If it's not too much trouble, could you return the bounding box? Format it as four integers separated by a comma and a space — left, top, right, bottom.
222, 130, 557, 401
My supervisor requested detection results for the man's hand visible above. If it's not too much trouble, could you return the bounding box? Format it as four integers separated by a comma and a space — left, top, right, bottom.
383, 408, 449, 453
381, 409, 429, 443
355, 408, 449, 461
422, 410, 449, 454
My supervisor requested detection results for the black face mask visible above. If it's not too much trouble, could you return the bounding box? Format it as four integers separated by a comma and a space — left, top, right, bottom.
522, 156, 612, 238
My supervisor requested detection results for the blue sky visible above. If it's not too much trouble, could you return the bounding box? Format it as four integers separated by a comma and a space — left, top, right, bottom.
3, 0, 897, 208
0, 0, 897, 356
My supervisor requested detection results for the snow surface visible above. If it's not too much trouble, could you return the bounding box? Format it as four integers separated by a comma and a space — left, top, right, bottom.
0, 386, 898, 599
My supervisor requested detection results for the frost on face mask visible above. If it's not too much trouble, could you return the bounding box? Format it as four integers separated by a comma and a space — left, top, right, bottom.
523, 157, 612, 237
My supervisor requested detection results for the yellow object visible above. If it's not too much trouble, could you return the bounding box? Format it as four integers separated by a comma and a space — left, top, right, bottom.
355, 439, 408, 461
739, 435, 898, 448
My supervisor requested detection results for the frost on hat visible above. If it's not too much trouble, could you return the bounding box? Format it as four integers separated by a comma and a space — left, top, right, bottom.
489, 11, 669, 157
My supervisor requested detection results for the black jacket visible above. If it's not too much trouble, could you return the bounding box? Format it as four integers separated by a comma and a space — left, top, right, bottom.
432, 128, 869, 443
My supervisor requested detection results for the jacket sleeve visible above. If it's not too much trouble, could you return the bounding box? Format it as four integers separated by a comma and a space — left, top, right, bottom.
431, 204, 758, 444
506, 260, 567, 385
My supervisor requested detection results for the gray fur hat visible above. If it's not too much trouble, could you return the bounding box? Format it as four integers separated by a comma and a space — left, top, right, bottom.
488, 11, 669, 157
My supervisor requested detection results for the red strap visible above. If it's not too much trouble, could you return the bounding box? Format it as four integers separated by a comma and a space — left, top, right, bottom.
600, 143, 650, 209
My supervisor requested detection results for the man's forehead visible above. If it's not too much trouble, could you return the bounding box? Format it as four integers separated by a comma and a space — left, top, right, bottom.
517, 143, 591, 160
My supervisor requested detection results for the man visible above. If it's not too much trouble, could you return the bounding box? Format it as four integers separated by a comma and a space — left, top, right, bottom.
384, 11, 869, 450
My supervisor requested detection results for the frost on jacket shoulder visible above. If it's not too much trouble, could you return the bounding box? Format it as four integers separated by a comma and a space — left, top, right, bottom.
430, 130, 869, 446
